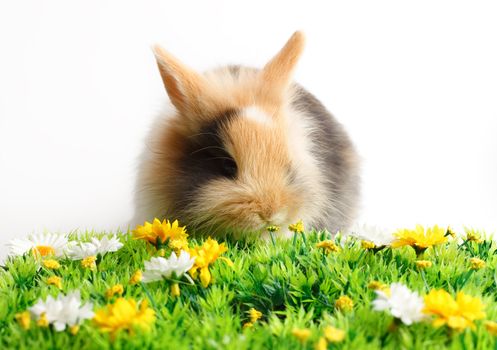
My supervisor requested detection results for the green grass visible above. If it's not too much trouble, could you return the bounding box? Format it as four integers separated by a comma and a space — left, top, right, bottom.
1, 229, 497, 349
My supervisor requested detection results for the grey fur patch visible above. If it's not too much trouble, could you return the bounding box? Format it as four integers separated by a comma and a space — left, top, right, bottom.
291, 85, 360, 233
227, 65, 241, 78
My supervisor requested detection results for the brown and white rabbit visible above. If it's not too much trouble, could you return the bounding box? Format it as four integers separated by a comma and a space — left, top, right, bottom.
133, 31, 360, 238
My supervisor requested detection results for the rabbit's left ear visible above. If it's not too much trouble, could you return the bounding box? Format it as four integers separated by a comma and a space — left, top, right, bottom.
153, 45, 226, 118
259, 31, 305, 104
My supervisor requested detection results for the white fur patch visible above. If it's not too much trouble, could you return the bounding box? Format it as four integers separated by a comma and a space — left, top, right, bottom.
243, 106, 272, 125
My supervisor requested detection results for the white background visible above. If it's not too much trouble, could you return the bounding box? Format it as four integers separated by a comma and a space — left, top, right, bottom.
1, 1, 496, 256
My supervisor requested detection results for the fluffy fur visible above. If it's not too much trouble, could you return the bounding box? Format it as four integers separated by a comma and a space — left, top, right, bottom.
133, 32, 360, 238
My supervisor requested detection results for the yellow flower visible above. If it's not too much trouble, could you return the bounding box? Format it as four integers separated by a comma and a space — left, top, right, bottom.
316, 240, 340, 253
361, 240, 376, 249
129, 270, 142, 285
189, 238, 232, 288
324, 326, 345, 343
169, 239, 188, 251
157, 249, 166, 257
243, 322, 253, 329
266, 225, 280, 233
292, 328, 312, 343
42, 259, 60, 270
335, 295, 354, 312
288, 220, 305, 234
81, 256, 97, 270
485, 321, 497, 336
470, 257, 485, 270
315, 336, 327, 350
93, 298, 155, 336
106, 284, 124, 299
423, 289, 485, 331
446, 226, 456, 238
368, 281, 389, 293
69, 325, 80, 335
37, 313, 49, 327
391, 225, 447, 254
415, 260, 433, 269
466, 230, 483, 243
132, 218, 188, 250
15, 311, 31, 330
248, 308, 263, 323
170, 283, 180, 297
46, 276, 62, 289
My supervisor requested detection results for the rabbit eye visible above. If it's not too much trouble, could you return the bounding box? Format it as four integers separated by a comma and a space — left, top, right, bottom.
220, 158, 237, 178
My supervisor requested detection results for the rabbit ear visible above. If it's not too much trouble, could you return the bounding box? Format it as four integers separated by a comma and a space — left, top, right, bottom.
153, 45, 217, 115
259, 31, 305, 104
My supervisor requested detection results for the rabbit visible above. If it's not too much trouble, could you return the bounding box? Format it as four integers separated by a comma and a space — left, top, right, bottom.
132, 31, 360, 238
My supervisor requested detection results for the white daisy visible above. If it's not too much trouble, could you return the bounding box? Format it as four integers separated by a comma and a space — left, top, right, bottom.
372, 283, 425, 325
7, 233, 71, 258
29, 291, 94, 331
142, 250, 195, 283
349, 223, 394, 247
65, 242, 97, 260
66, 236, 123, 260
91, 236, 123, 255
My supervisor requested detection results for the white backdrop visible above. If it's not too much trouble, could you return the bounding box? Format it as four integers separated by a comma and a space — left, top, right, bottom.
1, 1, 496, 256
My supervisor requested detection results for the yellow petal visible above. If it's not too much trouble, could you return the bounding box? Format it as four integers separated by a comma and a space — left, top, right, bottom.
218, 256, 234, 267
200, 267, 211, 288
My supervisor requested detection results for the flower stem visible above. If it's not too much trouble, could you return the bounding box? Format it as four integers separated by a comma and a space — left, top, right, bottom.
140, 282, 161, 318
269, 231, 277, 248
420, 270, 429, 292
301, 233, 307, 247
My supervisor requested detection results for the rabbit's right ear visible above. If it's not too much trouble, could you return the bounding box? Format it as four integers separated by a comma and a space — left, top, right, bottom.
153, 46, 219, 116
258, 31, 305, 106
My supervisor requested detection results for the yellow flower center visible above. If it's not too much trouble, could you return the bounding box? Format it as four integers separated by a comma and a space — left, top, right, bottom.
33, 245, 55, 257
81, 256, 97, 270
69, 325, 80, 335
37, 313, 49, 327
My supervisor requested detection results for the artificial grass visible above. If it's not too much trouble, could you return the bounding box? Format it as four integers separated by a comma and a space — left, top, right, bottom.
1, 229, 497, 350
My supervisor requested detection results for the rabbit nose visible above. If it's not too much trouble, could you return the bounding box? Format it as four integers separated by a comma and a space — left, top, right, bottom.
258, 209, 274, 223
257, 207, 287, 225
